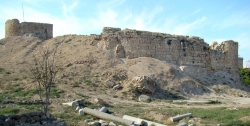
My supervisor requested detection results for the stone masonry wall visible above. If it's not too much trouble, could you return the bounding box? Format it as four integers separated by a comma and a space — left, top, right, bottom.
99, 27, 242, 74
238, 57, 243, 68
5, 19, 53, 40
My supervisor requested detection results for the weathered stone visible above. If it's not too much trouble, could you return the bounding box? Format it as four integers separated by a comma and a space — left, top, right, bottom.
76, 106, 81, 111
113, 85, 123, 90
101, 123, 109, 126
41, 115, 47, 120
99, 107, 108, 113
62, 99, 84, 107
115, 44, 125, 58
177, 122, 188, 126
109, 122, 116, 126
93, 98, 105, 105
85, 119, 93, 123
88, 121, 100, 126
133, 76, 157, 94
104, 79, 116, 88
138, 95, 151, 102
79, 109, 85, 115
5, 19, 53, 40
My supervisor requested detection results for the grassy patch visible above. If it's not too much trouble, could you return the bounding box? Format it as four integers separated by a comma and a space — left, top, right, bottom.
0, 67, 5, 73
110, 103, 250, 126
206, 100, 221, 104
65, 39, 72, 43
0, 108, 20, 115
14, 88, 39, 97
72, 82, 80, 87
20, 104, 43, 111
50, 88, 64, 98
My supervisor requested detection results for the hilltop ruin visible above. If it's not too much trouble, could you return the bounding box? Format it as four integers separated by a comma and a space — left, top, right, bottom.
4, 19, 243, 77
5, 19, 52, 40
96, 27, 243, 77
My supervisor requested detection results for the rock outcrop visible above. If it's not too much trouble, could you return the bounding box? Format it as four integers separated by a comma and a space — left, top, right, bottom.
132, 76, 157, 94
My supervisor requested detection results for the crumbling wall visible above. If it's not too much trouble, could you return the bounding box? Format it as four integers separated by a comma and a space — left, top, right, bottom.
5, 19, 20, 37
223, 40, 239, 73
5, 19, 53, 39
100, 27, 211, 68
98, 27, 241, 74
238, 57, 243, 68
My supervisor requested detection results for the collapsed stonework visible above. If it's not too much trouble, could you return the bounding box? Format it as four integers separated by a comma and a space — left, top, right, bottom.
5, 19, 53, 40
97, 27, 243, 76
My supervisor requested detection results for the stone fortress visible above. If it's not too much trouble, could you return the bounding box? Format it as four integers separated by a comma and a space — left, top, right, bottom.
4, 19, 243, 76
97, 27, 244, 76
5, 19, 52, 40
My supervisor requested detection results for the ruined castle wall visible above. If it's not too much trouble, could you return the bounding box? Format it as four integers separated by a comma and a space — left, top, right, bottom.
210, 50, 225, 71
238, 57, 243, 68
20, 22, 53, 39
5, 19, 21, 37
100, 27, 242, 73
210, 42, 226, 71
101, 28, 211, 68
222, 40, 239, 71
5, 19, 53, 39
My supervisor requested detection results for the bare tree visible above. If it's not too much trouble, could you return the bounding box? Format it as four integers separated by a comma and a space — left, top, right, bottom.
30, 46, 58, 114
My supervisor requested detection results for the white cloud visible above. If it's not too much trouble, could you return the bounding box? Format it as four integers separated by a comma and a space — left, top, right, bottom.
213, 12, 250, 29
98, 0, 126, 8
172, 16, 206, 35
88, 6, 164, 33
62, 0, 79, 17
191, 8, 201, 15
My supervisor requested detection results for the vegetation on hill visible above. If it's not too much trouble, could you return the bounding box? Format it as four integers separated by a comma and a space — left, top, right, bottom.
240, 68, 250, 85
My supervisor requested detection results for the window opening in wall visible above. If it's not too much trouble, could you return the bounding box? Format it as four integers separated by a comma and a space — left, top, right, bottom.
167, 40, 172, 45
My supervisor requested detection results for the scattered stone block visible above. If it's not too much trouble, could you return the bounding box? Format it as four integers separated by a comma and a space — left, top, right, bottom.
79, 109, 85, 115
62, 99, 84, 107
76, 106, 81, 111
138, 95, 151, 102
133, 76, 156, 94
104, 79, 116, 88
99, 107, 108, 113
93, 98, 105, 105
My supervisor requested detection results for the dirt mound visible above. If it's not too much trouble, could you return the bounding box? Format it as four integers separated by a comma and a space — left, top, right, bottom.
0, 35, 248, 101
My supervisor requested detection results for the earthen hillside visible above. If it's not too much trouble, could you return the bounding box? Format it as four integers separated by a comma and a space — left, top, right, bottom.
0, 31, 249, 100
2, 23, 250, 125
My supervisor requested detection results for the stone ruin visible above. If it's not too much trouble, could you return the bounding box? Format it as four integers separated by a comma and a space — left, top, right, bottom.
5, 19, 53, 40
97, 27, 243, 77
3, 18, 243, 77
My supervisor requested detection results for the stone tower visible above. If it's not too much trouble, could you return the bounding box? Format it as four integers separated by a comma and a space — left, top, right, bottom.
5, 19, 20, 38
222, 40, 239, 72
5, 19, 53, 40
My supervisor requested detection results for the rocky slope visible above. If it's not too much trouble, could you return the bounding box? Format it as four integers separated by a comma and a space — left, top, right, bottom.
0, 35, 249, 101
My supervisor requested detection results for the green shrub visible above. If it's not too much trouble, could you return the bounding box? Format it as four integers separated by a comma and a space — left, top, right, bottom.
72, 82, 80, 87
239, 68, 250, 85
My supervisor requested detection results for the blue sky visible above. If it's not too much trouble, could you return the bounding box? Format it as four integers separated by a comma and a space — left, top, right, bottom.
0, 0, 249, 67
